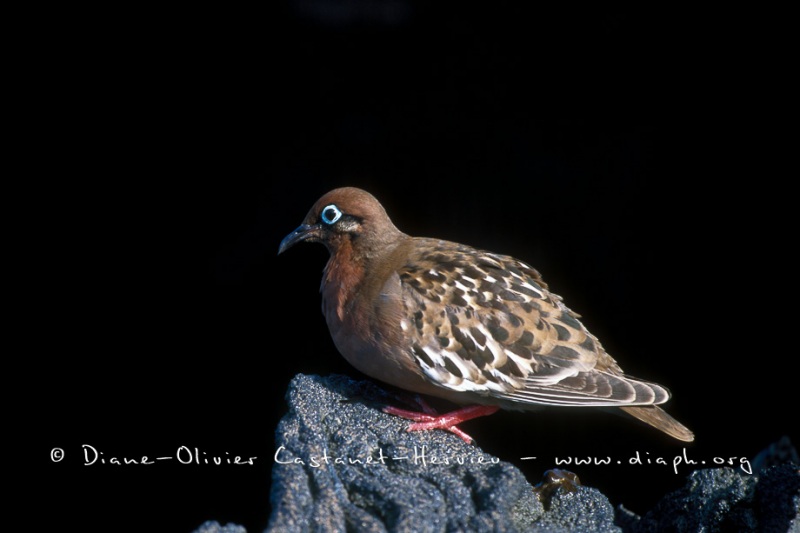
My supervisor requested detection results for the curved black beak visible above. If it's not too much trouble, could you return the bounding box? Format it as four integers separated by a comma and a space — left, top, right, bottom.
278, 224, 321, 255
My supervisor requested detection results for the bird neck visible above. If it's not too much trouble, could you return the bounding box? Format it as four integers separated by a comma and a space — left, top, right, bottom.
321, 234, 408, 322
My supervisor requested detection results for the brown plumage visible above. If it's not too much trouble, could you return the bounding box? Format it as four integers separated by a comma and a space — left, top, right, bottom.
279, 187, 694, 443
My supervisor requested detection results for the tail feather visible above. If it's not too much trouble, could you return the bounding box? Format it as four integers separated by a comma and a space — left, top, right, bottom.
620, 405, 695, 442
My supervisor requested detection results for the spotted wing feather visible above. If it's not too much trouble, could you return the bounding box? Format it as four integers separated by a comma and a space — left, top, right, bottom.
398, 239, 670, 408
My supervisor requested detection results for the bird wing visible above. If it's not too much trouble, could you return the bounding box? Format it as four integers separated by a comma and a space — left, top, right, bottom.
398, 239, 670, 407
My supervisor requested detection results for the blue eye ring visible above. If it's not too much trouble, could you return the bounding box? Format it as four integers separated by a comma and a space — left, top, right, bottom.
321, 204, 343, 225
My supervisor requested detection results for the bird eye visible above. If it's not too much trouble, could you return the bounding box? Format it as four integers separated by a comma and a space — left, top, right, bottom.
320, 204, 343, 225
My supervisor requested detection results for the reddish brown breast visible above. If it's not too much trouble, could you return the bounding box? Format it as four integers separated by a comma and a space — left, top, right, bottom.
321, 238, 364, 323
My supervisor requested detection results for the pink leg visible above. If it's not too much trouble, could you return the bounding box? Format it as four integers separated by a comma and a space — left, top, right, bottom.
383, 403, 500, 443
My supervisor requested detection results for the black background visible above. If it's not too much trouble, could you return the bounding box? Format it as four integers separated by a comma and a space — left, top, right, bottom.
28, 3, 795, 532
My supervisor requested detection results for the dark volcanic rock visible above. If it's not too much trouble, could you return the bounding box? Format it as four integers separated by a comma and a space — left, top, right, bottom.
200, 375, 798, 532
193, 521, 248, 533
617, 463, 800, 532
753, 435, 800, 472
266, 373, 621, 532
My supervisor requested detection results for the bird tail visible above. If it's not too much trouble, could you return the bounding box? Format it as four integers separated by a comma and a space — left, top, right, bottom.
620, 405, 695, 442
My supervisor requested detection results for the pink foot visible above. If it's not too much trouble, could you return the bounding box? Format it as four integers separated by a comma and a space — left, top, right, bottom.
383, 401, 500, 444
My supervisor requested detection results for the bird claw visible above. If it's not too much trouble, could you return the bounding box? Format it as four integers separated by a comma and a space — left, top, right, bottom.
382, 403, 500, 444
382, 405, 475, 442
404, 419, 476, 443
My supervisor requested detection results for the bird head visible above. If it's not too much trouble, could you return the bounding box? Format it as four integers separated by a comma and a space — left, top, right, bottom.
278, 187, 404, 257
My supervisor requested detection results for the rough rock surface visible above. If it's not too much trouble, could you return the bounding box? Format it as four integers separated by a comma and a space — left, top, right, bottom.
616, 464, 800, 532
266, 373, 620, 532
199, 374, 799, 532
193, 521, 248, 533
